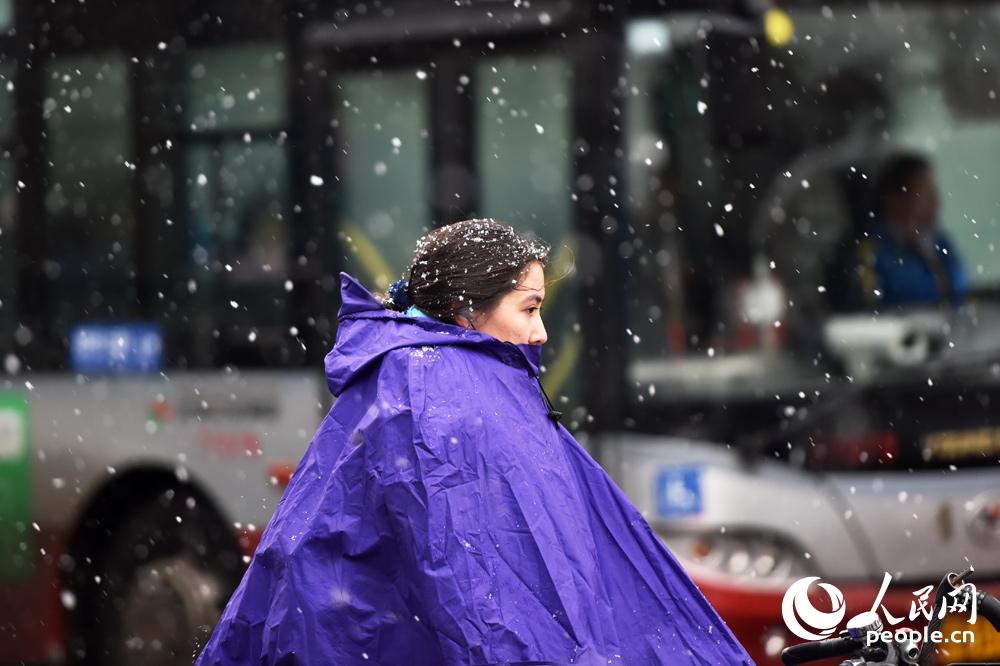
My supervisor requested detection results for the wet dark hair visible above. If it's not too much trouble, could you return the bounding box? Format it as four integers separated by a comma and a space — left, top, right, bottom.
875, 152, 932, 211
383, 219, 550, 322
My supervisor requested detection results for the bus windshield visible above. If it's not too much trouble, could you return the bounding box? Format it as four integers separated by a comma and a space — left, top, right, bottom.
622, 4, 1000, 469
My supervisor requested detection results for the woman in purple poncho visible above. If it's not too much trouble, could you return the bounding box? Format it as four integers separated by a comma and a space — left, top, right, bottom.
197, 219, 753, 665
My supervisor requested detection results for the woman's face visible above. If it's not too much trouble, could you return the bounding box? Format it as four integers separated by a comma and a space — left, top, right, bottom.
460, 261, 548, 345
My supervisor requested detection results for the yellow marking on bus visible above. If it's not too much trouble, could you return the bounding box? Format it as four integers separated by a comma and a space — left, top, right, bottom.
543, 242, 576, 307
858, 240, 878, 306
341, 221, 395, 290
924, 428, 1000, 461
538, 238, 580, 399
542, 330, 582, 400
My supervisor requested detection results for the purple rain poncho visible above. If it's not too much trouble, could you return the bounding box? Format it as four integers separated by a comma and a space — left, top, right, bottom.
197, 272, 753, 666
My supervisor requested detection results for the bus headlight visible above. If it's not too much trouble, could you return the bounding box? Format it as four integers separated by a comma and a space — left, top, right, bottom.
658, 529, 814, 583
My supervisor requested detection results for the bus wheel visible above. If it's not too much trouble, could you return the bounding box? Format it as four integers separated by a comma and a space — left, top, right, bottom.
86, 486, 241, 666
114, 555, 223, 665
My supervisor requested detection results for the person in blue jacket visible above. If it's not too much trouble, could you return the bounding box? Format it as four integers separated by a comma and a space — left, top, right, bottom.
196, 219, 753, 665
837, 153, 968, 311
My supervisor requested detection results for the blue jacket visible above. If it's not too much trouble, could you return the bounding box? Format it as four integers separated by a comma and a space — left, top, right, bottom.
859, 219, 968, 308
196, 272, 753, 665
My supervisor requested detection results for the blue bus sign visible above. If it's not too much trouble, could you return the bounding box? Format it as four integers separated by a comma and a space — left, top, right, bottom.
69, 323, 164, 374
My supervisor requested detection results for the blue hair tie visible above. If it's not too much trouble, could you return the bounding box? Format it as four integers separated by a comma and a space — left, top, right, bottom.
386, 278, 413, 310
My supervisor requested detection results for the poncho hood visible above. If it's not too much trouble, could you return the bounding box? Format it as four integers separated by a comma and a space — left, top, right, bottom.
326, 272, 543, 396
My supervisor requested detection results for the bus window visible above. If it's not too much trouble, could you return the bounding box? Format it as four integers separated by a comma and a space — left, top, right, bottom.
0, 0, 11, 34
0, 59, 12, 137
185, 143, 288, 286
333, 70, 431, 291
0, 62, 13, 355
187, 44, 286, 132
773, 6, 1000, 295
476, 55, 581, 418
478, 56, 572, 236
623, 7, 1000, 466
621, 16, 773, 417
43, 54, 136, 345
746, 6, 1000, 365
218, 143, 288, 285
181, 44, 291, 367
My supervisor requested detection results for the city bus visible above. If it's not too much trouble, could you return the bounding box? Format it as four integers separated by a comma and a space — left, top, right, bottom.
1, 0, 1000, 664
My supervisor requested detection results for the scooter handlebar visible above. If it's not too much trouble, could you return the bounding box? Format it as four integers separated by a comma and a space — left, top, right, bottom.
977, 589, 1000, 633
781, 636, 862, 665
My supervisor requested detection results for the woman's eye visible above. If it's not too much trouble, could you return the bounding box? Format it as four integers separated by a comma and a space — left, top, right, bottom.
527, 307, 539, 315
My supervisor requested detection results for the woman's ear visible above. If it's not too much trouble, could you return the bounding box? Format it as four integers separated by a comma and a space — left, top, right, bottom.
451, 302, 476, 329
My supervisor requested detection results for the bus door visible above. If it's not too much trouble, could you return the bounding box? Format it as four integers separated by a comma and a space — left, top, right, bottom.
298, 3, 608, 428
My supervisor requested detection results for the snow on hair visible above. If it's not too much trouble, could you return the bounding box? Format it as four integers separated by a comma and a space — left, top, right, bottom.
390, 219, 549, 320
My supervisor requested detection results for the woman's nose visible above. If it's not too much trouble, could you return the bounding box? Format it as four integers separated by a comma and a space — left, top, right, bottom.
529, 318, 548, 345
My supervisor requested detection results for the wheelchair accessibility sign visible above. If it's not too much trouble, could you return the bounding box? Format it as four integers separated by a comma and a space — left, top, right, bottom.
656, 466, 702, 518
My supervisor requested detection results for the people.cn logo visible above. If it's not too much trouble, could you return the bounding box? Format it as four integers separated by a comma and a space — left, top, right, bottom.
781, 576, 847, 640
